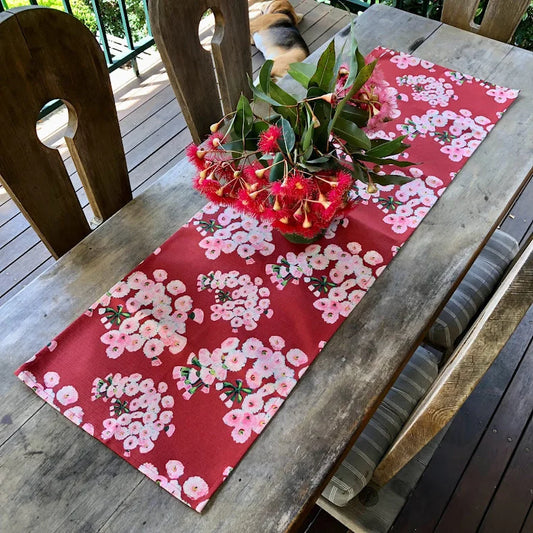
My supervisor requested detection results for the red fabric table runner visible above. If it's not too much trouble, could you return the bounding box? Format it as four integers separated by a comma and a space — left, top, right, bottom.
15, 48, 517, 512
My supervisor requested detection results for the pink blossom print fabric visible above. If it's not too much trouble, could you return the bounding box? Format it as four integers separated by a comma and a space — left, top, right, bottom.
15, 48, 517, 512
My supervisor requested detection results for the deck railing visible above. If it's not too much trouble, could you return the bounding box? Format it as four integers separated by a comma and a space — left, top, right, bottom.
0, 0, 154, 76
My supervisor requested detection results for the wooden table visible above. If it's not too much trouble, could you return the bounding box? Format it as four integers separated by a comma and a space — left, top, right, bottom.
1, 5, 532, 532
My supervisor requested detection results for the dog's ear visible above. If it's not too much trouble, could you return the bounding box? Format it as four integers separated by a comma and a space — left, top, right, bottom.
295, 12, 303, 24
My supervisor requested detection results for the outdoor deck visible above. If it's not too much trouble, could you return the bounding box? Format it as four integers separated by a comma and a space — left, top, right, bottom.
0, 1, 532, 531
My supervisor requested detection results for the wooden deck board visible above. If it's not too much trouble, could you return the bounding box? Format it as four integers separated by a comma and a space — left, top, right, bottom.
0, 0, 346, 306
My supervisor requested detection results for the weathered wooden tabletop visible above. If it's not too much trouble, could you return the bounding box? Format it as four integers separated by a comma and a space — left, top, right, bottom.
1, 5, 532, 532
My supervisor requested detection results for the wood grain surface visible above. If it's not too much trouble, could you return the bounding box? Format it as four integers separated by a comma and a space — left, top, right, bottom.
0, 5, 532, 532
149, 0, 252, 144
0, 7, 131, 259
442, 0, 530, 43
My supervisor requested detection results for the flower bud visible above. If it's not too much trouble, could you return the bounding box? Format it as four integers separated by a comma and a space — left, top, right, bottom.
279, 216, 289, 224
302, 215, 312, 229
215, 187, 224, 196
312, 116, 321, 128
233, 170, 241, 178
212, 137, 221, 148
367, 182, 378, 194
320, 93, 334, 104
255, 168, 267, 179
373, 165, 382, 173
210, 121, 220, 133
273, 197, 281, 211
196, 149, 206, 159
339, 67, 349, 76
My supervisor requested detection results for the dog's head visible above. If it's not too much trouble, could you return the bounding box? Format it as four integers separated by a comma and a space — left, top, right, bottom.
266, 0, 303, 24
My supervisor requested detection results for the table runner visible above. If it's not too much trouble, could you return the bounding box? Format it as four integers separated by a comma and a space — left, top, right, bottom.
15, 47, 517, 512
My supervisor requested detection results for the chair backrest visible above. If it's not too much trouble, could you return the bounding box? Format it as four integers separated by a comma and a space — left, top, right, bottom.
149, 0, 252, 144
441, 0, 530, 43
0, 7, 131, 259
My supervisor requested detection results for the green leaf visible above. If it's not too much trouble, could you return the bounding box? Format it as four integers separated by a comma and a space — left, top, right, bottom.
287, 62, 317, 88
311, 99, 332, 152
221, 138, 258, 152
278, 118, 296, 153
332, 116, 371, 151
339, 103, 368, 128
366, 135, 410, 158
259, 60, 274, 93
269, 152, 285, 183
301, 109, 314, 153
249, 75, 281, 107
233, 95, 253, 138
252, 121, 270, 137
309, 39, 336, 92
357, 154, 416, 167
369, 172, 413, 187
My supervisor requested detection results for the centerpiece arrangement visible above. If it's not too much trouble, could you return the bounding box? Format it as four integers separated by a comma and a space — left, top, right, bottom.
188, 30, 415, 243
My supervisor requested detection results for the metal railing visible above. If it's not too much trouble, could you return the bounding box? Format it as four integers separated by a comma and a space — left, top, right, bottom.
0, 0, 154, 76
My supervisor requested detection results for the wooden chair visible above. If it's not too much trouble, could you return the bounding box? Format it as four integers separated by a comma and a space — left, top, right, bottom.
373, 233, 533, 485
0, 6, 131, 259
442, 0, 530, 43
148, 0, 252, 144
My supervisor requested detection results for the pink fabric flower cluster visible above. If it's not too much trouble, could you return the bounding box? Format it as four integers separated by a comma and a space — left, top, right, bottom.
336, 60, 399, 132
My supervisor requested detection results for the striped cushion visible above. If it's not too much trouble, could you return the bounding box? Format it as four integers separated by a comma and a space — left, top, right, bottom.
322, 346, 439, 507
427, 230, 518, 350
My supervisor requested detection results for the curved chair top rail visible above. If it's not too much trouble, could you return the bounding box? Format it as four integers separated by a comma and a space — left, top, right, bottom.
442, 0, 530, 43
0, 6, 130, 258
149, 0, 252, 144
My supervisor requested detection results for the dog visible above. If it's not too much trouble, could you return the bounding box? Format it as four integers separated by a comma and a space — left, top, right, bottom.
248, 0, 309, 80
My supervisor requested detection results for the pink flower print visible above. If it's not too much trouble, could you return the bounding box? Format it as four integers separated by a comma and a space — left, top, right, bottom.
253, 358, 274, 380
253, 413, 269, 434
82, 423, 94, 435
328, 287, 347, 302
123, 435, 138, 451
347, 242, 362, 254
486, 86, 518, 103
223, 409, 243, 427
56, 385, 78, 406
286, 348, 308, 367
125, 333, 143, 352
64, 406, 84, 424
231, 426, 252, 444
47, 340, 58, 351
119, 317, 139, 335
166, 460, 184, 480
363, 251, 383, 266
161, 395, 174, 408
139, 462, 159, 481
242, 393, 264, 414
110, 281, 130, 299
125, 297, 142, 313
276, 377, 296, 397
221, 337, 239, 351
143, 338, 165, 363
391, 52, 420, 69
43, 371, 60, 388
309, 254, 329, 270
167, 334, 187, 354
167, 280, 186, 296
383, 213, 410, 233
265, 397, 283, 417
426, 175, 443, 188
269, 336, 285, 350
246, 368, 262, 390
440, 144, 466, 162
224, 350, 246, 371
153, 269, 168, 282
127, 271, 148, 290
174, 295, 193, 313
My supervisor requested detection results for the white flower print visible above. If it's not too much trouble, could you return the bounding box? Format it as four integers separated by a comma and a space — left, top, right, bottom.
198, 270, 272, 331
193, 205, 275, 262
95, 269, 204, 365
92, 373, 175, 456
